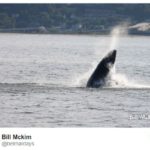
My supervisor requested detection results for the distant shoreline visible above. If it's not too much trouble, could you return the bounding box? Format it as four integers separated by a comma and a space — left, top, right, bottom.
1, 23, 150, 36
0, 31, 150, 36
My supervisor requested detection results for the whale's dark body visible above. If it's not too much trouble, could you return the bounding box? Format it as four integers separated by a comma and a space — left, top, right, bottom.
86, 50, 117, 88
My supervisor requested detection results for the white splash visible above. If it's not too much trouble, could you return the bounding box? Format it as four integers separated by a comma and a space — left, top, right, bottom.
108, 72, 150, 88
73, 62, 97, 87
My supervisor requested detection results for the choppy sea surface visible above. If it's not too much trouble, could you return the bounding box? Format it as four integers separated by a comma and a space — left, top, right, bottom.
0, 33, 150, 127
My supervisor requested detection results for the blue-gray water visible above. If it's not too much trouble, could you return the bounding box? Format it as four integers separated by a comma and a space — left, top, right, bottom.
0, 33, 150, 127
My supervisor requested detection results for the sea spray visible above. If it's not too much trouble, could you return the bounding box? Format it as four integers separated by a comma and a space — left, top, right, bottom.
73, 62, 97, 87
109, 27, 121, 50
108, 72, 150, 88
109, 25, 128, 50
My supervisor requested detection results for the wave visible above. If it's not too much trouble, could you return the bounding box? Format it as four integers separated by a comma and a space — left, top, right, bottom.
0, 81, 149, 91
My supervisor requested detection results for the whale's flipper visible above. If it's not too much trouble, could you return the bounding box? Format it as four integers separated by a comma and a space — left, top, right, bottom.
86, 50, 117, 88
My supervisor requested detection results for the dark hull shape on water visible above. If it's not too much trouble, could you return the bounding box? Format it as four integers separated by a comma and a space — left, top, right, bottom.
86, 50, 117, 88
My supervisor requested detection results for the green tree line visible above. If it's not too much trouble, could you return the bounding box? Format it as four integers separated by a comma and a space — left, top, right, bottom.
0, 4, 150, 30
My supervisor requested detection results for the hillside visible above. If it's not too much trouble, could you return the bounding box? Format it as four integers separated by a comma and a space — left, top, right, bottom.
0, 4, 150, 34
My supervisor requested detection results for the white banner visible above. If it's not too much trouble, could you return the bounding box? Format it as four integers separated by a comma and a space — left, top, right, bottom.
0, 128, 150, 150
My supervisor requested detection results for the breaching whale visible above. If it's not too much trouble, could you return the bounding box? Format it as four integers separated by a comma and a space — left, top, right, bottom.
86, 50, 117, 88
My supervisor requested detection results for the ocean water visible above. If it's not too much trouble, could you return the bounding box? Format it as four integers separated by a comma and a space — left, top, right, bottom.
0, 33, 150, 127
